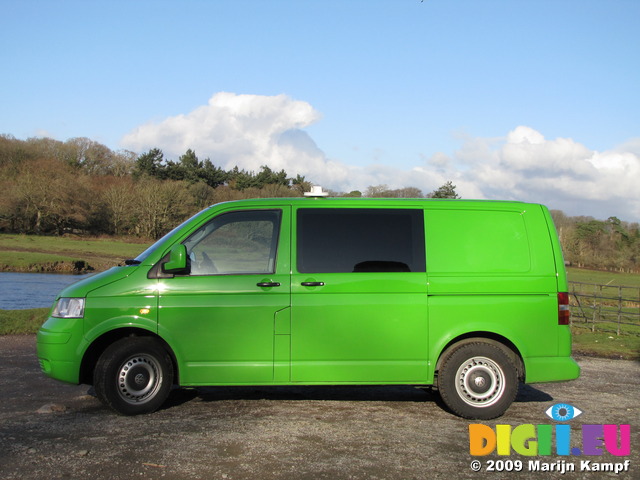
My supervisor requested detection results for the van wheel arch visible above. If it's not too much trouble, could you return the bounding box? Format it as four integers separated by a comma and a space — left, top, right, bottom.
80, 329, 178, 386
435, 335, 524, 387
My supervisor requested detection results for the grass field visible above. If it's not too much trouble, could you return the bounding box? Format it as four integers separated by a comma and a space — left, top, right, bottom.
0, 234, 149, 273
0, 250, 81, 270
0, 308, 49, 335
571, 328, 640, 360
567, 267, 640, 287
567, 267, 640, 339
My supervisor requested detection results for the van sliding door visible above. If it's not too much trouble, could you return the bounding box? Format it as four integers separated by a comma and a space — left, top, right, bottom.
291, 207, 429, 383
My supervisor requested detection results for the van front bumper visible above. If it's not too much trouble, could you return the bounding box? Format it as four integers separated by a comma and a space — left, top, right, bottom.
524, 356, 581, 383
36, 317, 83, 384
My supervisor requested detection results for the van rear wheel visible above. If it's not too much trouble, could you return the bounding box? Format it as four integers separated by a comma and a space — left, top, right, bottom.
438, 342, 518, 420
94, 337, 173, 415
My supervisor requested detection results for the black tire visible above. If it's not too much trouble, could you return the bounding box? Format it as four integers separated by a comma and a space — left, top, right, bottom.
93, 337, 173, 415
438, 341, 518, 420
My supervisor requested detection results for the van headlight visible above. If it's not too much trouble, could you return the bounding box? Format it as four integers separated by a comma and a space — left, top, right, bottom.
52, 298, 85, 318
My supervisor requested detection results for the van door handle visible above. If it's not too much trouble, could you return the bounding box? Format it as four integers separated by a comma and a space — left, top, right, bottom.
257, 282, 281, 287
301, 282, 325, 287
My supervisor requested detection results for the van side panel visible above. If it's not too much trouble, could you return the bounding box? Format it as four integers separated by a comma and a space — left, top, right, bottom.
425, 205, 577, 383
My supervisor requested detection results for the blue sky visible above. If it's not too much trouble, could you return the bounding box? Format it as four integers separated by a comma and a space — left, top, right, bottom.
2, 0, 639, 222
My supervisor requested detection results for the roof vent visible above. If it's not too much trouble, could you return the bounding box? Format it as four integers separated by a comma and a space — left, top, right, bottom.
304, 185, 329, 197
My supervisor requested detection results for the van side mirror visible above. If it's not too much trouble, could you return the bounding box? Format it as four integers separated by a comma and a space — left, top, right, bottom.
162, 244, 190, 274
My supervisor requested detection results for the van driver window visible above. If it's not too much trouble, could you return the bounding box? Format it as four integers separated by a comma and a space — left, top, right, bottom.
183, 210, 281, 275
297, 208, 425, 273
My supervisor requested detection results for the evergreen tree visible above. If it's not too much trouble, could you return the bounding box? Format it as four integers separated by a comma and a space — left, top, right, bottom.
428, 181, 460, 199
134, 148, 165, 179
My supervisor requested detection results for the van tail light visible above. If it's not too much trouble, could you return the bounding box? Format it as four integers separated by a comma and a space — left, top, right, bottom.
558, 292, 570, 325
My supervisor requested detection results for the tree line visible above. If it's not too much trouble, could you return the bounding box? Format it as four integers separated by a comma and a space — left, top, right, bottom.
552, 212, 640, 273
0, 135, 311, 239
0, 134, 638, 272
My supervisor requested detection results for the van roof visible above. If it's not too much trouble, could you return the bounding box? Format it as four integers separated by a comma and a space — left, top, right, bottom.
209, 196, 533, 210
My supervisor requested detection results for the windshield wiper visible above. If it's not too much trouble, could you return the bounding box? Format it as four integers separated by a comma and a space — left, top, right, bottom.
124, 259, 142, 266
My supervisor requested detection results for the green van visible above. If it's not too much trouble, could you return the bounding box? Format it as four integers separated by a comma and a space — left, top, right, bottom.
37, 190, 579, 419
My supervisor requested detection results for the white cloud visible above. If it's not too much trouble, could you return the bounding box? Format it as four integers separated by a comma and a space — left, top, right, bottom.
121, 92, 322, 172
120, 92, 450, 195
451, 126, 640, 222
121, 94, 640, 222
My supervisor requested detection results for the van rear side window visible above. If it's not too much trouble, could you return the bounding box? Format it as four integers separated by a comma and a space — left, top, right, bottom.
297, 208, 425, 273
426, 209, 531, 273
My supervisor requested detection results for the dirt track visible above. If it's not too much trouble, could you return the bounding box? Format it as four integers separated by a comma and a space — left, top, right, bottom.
0, 335, 638, 479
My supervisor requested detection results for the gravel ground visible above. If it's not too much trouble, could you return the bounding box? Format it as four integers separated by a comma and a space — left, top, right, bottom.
0, 335, 638, 480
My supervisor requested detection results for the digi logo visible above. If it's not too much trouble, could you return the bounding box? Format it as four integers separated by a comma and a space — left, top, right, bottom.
469, 403, 631, 457
545, 403, 583, 422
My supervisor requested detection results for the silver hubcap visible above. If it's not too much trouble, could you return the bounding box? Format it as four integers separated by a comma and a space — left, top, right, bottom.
117, 354, 162, 404
455, 356, 505, 407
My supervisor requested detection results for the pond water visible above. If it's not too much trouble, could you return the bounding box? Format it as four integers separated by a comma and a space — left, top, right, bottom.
0, 272, 93, 310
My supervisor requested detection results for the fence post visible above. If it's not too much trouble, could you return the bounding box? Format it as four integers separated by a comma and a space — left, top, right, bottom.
617, 285, 622, 336
591, 284, 597, 332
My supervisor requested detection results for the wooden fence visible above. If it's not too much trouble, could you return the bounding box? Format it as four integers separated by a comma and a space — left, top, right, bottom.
569, 281, 640, 335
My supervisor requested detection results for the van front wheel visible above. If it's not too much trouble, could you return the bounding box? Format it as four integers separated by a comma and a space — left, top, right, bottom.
94, 337, 174, 415
438, 342, 518, 420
